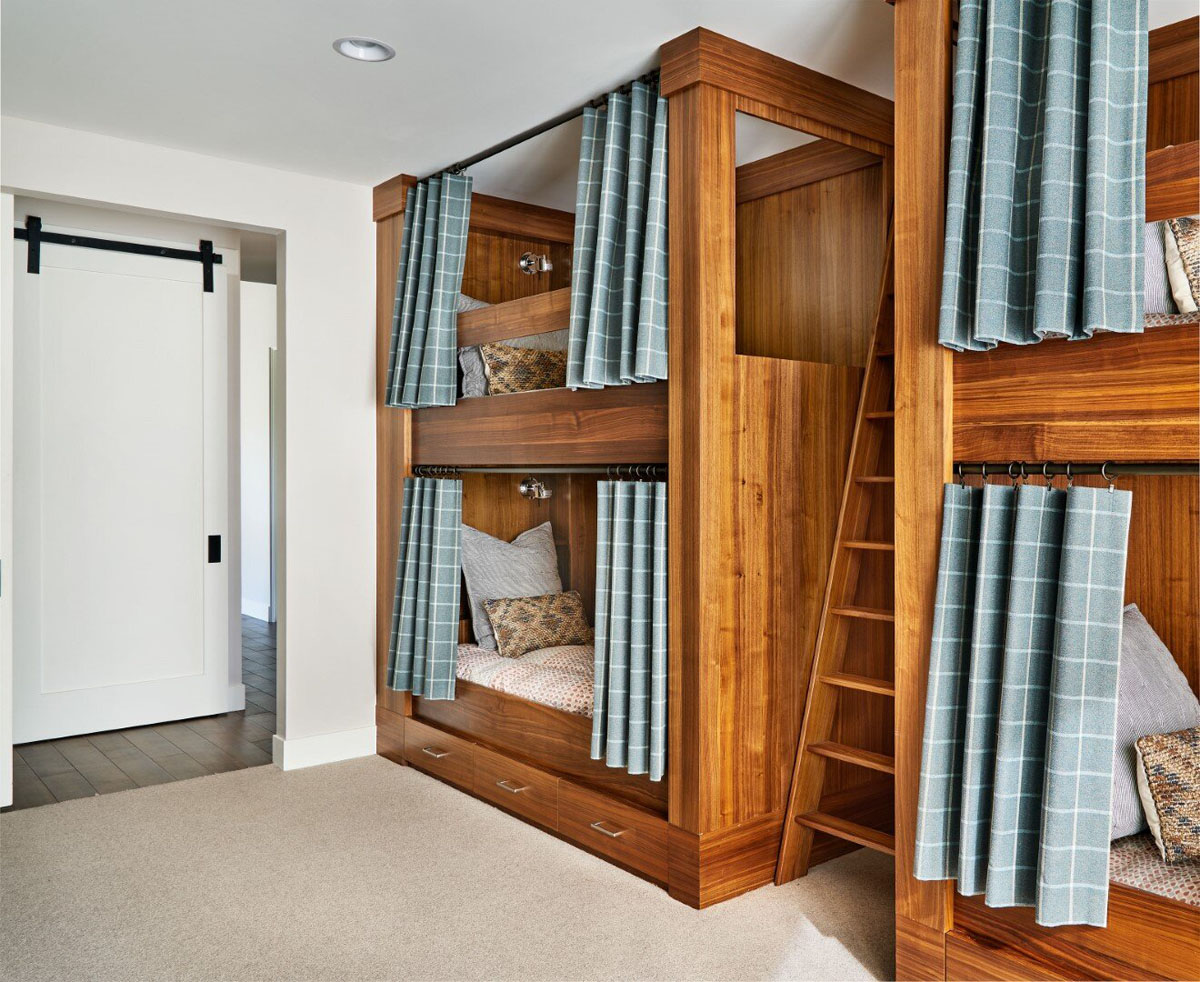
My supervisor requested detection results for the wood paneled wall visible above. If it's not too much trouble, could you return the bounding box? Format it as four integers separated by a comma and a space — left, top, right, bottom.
736, 158, 886, 366
1147, 16, 1199, 151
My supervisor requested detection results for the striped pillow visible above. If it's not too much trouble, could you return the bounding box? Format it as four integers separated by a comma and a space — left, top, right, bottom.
1144, 222, 1177, 315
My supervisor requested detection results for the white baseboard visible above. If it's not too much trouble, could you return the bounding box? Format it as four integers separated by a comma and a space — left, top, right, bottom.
241, 599, 271, 621
272, 725, 376, 771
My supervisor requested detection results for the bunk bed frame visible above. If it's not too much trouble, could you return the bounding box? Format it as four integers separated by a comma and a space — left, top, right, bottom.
894, 7, 1200, 980
374, 28, 895, 907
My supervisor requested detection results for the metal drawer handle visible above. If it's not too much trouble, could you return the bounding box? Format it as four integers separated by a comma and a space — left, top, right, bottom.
421, 746, 450, 759
590, 820, 628, 838
496, 779, 529, 794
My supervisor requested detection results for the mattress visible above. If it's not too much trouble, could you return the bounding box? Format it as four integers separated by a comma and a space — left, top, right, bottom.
456, 643, 595, 717
1109, 833, 1200, 908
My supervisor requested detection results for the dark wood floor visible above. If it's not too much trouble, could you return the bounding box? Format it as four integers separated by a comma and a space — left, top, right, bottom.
4, 615, 277, 812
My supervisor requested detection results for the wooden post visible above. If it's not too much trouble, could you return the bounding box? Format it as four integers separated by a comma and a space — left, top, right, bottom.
893, 0, 954, 977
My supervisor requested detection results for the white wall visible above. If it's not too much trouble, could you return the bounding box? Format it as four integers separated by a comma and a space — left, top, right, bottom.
1, 117, 377, 768
240, 280, 276, 622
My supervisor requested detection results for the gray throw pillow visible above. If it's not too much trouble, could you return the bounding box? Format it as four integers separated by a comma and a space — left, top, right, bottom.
459, 328, 570, 399
460, 522, 563, 650
1145, 222, 1178, 315
1111, 604, 1200, 838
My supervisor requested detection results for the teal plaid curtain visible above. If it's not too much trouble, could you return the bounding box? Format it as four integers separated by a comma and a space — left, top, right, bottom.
387, 478, 463, 700
591, 481, 668, 781
567, 80, 668, 389
939, 0, 1147, 351
386, 174, 473, 408
915, 483, 1132, 927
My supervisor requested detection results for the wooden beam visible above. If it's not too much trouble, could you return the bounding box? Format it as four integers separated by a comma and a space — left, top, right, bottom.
456, 288, 570, 347
1149, 16, 1200, 84
1146, 140, 1200, 222
893, 0, 953, 978
660, 28, 895, 149
735, 140, 881, 204
373, 174, 415, 222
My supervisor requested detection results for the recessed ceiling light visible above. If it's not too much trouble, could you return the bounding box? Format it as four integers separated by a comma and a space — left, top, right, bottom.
332, 37, 395, 63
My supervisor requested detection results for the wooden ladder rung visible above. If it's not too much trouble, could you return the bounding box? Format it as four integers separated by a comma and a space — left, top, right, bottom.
830, 605, 895, 622
875, 346, 893, 358
855, 475, 894, 484
794, 811, 896, 855
842, 540, 895, 552
808, 741, 895, 774
863, 411, 894, 421
820, 672, 895, 697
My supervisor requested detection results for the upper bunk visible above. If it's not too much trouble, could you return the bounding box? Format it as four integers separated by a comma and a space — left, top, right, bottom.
374, 178, 668, 467
952, 16, 1200, 464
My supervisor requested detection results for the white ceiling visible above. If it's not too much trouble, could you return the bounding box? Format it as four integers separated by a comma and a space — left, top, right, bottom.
3, 1, 1194, 212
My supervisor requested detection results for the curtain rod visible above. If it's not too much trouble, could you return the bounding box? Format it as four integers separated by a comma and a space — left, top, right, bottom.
955, 460, 1199, 478
418, 69, 661, 182
411, 464, 666, 478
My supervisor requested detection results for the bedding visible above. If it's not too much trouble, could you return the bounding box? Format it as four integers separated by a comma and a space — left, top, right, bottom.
479, 343, 567, 394
1109, 833, 1200, 908
1111, 604, 1200, 839
456, 642, 595, 716
459, 522, 562, 651
459, 328, 570, 398
1144, 222, 1178, 314
1165, 216, 1200, 312
1136, 726, 1200, 863
483, 590, 593, 658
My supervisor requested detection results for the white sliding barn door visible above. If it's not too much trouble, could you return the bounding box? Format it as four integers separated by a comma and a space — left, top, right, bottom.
12, 214, 238, 742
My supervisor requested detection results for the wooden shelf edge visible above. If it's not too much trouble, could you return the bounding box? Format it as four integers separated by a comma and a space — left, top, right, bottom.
457, 287, 571, 347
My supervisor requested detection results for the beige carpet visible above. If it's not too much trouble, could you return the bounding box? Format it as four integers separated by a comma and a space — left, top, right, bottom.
1, 755, 894, 981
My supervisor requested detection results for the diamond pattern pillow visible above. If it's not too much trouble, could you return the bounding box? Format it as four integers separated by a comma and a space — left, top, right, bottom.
483, 591, 593, 659
1136, 726, 1200, 863
479, 343, 566, 394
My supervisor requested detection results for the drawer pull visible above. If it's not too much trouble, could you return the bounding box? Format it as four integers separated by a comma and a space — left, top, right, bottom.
495, 779, 529, 794
421, 746, 450, 759
590, 820, 628, 838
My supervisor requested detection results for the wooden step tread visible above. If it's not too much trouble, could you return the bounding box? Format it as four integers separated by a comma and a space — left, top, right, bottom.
841, 540, 895, 551
808, 741, 895, 774
820, 672, 895, 697
863, 411, 894, 421
830, 605, 895, 622
795, 811, 896, 855
875, 346, 893, 358
855, 475, 895, 484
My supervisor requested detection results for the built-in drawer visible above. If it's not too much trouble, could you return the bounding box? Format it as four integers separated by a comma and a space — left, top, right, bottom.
558, 778, 668, 884
472, 744, 559, 831
404, 717, 474, 791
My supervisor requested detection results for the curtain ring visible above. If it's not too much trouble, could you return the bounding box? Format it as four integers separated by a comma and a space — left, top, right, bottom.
1042, 461, 1052, 484
956, 463, 966, 487
980, 462, 988, 483
1101, 460, 1116, 493
1007, 461, 1020, 486
1065, 462, 1074, 487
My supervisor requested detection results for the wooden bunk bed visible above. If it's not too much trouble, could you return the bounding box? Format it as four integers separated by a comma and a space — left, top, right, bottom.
374, 29, 895, 907
894, 7, 1200, 980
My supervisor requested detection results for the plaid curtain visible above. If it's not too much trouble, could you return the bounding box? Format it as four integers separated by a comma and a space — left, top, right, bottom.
915, 482, 1132, 927
591, 481, 668, 781
939, 0, 1147, 351
566, 80, 668, 389
387, 478, 463, 700
385, 174, 473, 408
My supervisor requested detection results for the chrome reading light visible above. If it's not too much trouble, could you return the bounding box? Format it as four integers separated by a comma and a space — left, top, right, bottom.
332, 37, 396, 62
519, 476, 553, 500
518, 252, 554, 276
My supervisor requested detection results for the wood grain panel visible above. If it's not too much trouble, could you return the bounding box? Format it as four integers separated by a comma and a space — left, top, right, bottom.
410, 382, 668, 466
376, 213, 411, 718
1145, 141, 1199, 222
893, 0, 955, 968
944, 932, 1072, 982
559, 779, 669, 884
414, 680, 667, 813
472, 742, 559, 831
1149, 16, 1199, 84
733, 356, 860, 824
467, 192, 574, 244
404, 716, 474, 790
373, 173, 415, 221
666, 81, 738, 836
954, 888, 1199, 982
736, 164, 885, 366
1147, 75, 1198, 152
461, 228, 565, 305
456, 287, 570, 347
666, 813, 783, 908
376, 705, 405, 764
952, 323, 1200, 461
735, 140, 881, 204
660, 28, 895, 149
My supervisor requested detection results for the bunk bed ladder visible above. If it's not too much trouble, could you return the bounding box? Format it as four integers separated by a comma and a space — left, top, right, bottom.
776, 231, 896, 884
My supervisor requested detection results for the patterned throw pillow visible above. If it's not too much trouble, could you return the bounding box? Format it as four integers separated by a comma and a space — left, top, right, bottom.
483, 591, 594, 659
479, 343, 566, 394
1135, 726, 1200, 863
1164, 216, 1200, 313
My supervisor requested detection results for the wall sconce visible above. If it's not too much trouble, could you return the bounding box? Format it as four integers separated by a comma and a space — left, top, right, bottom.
518, 252, 554, 276
519, 476, 553, 499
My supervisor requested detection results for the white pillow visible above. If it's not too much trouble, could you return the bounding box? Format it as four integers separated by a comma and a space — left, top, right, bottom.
459, 522, 563, 650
